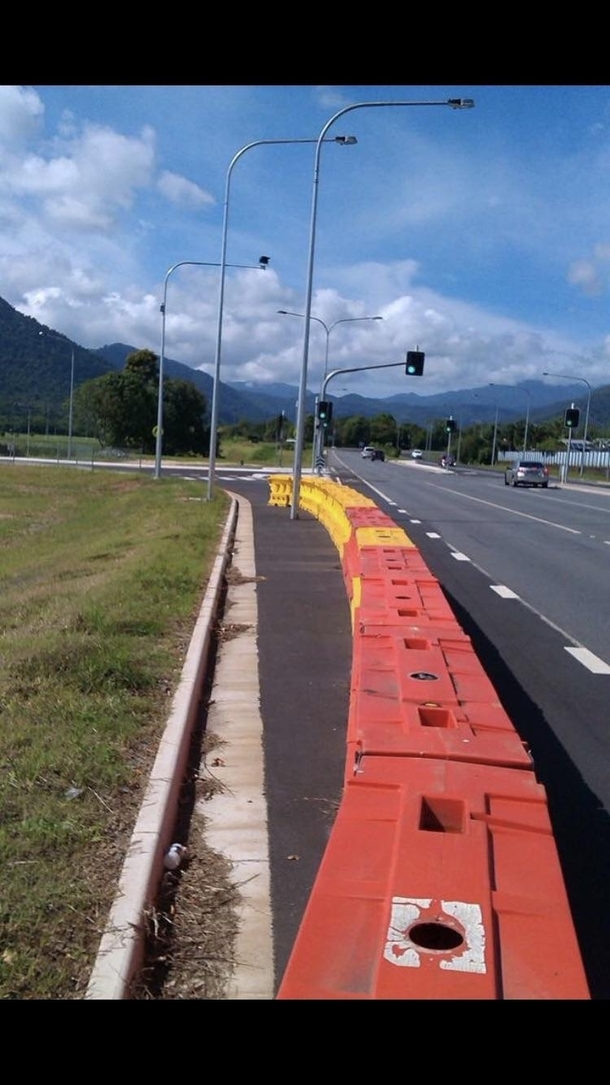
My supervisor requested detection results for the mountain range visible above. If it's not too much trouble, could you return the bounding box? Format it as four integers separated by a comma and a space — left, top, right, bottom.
1, 294, 609, 430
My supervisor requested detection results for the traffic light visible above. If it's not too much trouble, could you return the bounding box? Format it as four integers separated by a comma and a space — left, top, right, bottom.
317, 400, 332, 426
565, 406, 580, 429
405, 350, 425, 376
446, 417, 456, 433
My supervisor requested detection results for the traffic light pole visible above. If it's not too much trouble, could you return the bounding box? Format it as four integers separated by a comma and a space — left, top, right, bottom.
316, 360, 413, 473
564, 403, 580, 483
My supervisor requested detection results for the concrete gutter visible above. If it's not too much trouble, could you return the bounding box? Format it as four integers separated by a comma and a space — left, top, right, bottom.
85, 496, 238, 1000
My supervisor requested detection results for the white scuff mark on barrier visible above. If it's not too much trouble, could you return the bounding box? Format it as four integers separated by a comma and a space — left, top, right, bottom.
383, 896, 486, 974
439, 901, 486, 973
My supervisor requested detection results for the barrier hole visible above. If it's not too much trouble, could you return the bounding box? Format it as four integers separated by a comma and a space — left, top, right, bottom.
409, 922, 464, 952
418, 707, 455, 730
420, 797, 465, 833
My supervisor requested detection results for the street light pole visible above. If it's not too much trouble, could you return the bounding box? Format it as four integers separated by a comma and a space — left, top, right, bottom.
290, 96, 474, 519
39, 331, 75, 459
278, 311, 382, 468
542, 370, 592, 477
154, 258, 265, 480
523, 389, 531, 454
491, 403, 499, 466
205, 134, 357, 502
488, 384, 500, 466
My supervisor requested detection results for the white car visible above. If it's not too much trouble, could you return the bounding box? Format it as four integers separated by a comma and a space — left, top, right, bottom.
411, 449, 423, 459
361, 446, 376, 459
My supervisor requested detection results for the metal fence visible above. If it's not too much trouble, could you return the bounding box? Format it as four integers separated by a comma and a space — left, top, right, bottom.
499, 449, 610, 471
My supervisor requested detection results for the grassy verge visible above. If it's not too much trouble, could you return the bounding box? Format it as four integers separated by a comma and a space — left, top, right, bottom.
3, 433, 305, 469
0, 464, 230, 999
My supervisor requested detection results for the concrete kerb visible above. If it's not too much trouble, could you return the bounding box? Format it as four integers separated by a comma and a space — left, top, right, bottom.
85, 496, 238, 1000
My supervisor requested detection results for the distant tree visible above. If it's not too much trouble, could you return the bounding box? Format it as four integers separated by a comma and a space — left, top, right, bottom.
370, 412, 398, 446
162, 379, 207, 455
75, 348, 208, 454
338, 414, 370, 447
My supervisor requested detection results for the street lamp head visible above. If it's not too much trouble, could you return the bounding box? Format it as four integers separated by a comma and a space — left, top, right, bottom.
334, 135, 358, 145
259, 255, 270, 268
448, 98, 475, 109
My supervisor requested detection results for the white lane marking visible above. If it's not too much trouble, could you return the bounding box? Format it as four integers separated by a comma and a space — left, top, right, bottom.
491, 585, 519, 598
564, 648, 610, 674
451, 552, 471, 562
409, 517, 421, 522
424, 484, 582, 534
426, 532, 442, 539
444, 542, 606, 667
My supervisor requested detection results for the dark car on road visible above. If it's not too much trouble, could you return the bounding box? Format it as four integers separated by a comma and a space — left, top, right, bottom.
440, 453, 456, 468
505, 459, 549, 488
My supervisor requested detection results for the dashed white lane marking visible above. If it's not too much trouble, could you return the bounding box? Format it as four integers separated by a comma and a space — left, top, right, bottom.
564, 648, 610, 674
451, 551, 471, 561
443, 542, 610, 674
491, 585, 519, 598
409, 517, 421, 522
426, 532, 442, 539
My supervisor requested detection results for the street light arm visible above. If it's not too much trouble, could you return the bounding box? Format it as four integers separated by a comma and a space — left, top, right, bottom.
291, 98, 474, 519
277, 310, 330, 335
154, 257, 268, 480
328, 316, 383, 334
206, 135, 357, 501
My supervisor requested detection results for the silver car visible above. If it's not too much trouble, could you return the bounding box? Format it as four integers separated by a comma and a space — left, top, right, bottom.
504, 459, 549, 488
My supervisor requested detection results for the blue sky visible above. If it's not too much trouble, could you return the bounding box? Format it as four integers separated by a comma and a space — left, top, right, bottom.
2, 84, 610, 400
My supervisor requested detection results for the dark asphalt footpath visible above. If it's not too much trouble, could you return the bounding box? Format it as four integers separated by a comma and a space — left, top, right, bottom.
226, 479, 353, 993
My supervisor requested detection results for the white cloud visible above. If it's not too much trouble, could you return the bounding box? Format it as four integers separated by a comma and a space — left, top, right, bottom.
0, 85, 44, 146
156, 170, 214, 209
568, 258, 604, 296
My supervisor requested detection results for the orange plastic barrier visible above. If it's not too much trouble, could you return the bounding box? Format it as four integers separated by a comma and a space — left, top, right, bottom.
356, 545, 433, 578
347, 695, 532, 771
347, 632, 532, 769
269, 477, 590, 999
277, 756, 590, 1000
350, 576, 456, 629
351, 632, 496, 705
342, 532, 417, 595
